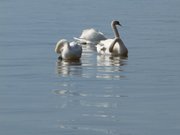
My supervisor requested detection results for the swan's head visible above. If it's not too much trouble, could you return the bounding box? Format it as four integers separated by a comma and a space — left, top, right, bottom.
112, 20, 121, 26
55, 39, 68, 54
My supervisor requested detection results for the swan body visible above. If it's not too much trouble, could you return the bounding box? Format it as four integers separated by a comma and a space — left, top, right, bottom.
96, 21, 128, 57
97, 39, 117, 55
97, 38, 127, 56
55, 39, 82, 60
74, 28, 107, 44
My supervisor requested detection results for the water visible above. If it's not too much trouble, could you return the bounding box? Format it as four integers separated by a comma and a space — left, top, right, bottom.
1, 0, 180, 135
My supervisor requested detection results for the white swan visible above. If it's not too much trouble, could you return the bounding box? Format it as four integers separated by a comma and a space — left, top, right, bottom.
96, 21, 128, 57
55, 39, 82, 60
74, 28, 107, 44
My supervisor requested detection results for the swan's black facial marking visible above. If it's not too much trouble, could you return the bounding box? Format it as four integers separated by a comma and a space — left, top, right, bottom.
116, 21, 121, 26
117, 22, 121, 26
112, 20, 121, 26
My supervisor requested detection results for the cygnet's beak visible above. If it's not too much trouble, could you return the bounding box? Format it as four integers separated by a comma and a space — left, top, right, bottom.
117, 21, 122, 26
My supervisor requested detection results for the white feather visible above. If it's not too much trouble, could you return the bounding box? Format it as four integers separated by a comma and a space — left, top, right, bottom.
74, 28, 106, 44
97, 39, 118, 55
55, 39, 82, 60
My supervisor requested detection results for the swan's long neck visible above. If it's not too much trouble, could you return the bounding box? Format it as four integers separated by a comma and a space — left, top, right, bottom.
109, 38, 119, 53
109, 38, 128, 56
55, 41, 70, 54
55, 43, 62, 54
112, 23, 120, 38
64, 43, 70, 50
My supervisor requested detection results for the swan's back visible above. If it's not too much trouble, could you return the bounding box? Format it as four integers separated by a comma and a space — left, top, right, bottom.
79, 28, 106, 43
69, 42, 82, 54
69, 42, 82, 58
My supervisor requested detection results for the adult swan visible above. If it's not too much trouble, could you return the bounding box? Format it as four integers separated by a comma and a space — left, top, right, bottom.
55, 39, 82, 60
96, 20, 128, 57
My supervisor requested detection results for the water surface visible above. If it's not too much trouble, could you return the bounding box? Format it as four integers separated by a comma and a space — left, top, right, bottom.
0, 0, 180, 135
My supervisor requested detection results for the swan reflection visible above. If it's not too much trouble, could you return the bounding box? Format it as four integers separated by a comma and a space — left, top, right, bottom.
56, 55, 128, 79
97, 55, 127, 66
56, 59, 82, 77
96, 55, 127, 79
54, 56, 128, 134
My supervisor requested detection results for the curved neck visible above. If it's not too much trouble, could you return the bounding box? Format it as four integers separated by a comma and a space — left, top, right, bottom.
109, 38, 119, 52
55, 44, 62, 54
112, 24, 120, 38
109, 38, 128, 56
55, 42, 70, 54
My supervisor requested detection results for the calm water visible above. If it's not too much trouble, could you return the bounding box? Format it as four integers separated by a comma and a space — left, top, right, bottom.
1, 0, 180, 135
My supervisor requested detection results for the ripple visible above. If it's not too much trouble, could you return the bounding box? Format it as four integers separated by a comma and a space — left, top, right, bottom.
80, 101, 117, 108
53, 89, 86, 97
53, 89, 127, 98
56, 59, 82, 77
58, 120, 119, 135
55, 46, 128, 79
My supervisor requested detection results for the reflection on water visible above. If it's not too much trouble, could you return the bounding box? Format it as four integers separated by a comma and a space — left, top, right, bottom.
96, 55, 128, 79
54, 55, 128, 134
97, 55, 128, 67
58, 122, 117, 135
53, 87, 127, 135
56, 59, 82, 77
56, 54, 128, 79
53, 89, 127, 98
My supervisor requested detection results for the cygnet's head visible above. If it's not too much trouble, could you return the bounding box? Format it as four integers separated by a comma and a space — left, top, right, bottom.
111, 20, 121, 26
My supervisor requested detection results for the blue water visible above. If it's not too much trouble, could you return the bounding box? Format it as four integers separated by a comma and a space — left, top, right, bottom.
1, 0, 180, 135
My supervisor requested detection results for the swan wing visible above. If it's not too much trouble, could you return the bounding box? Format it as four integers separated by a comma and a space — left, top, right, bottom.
80, 28, 106, 40
97, 39, 115, 55
75, 28, 106, 44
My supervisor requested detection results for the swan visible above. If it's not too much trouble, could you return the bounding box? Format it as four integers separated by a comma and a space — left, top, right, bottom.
74, 28, 107, 44
55, 39, 82, 60
96, 20, 128, 57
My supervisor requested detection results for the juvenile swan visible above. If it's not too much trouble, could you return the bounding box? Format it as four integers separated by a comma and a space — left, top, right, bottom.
96, 21, 128, 57
74, 28, 107, 45
55, 39, 82, 60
